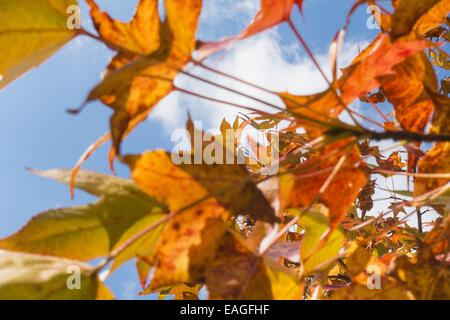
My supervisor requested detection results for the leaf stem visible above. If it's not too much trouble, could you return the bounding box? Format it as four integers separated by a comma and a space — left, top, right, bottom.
78, 28, 143, 57
190, 58, 276, 95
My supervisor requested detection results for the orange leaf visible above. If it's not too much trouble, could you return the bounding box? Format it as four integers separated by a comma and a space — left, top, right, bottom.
280, 35, 432, 139
339, 35, 433, 109
414, 142, 450, 197
81, 0, 202, 153
283, 140, 368, 236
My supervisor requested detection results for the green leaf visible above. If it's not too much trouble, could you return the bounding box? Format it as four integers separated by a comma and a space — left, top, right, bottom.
0, 169, 168, 273
0, 250, 113, 300
0, 0, 79, 89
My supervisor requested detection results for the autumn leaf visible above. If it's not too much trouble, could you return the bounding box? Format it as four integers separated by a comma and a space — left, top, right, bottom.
289, 207, 345, 275
265, 241, 301, 264
379, 50, 437, 171
198, 0, 304, 60
205, 232, 302, 300
280, 35, 433, 139
279, 89, 340, 139
1, 0, 450, 301
340, 30, 437, 172
282, 140, 368, 237
376, 151, 407, 171
390, 0, 446, 39
121, 149, 276, 288
414, 93, 450, 197
413, 0, 450, 36
0, 169, 167, 274
0, 0, 79, 89
423, 218, 449, 260
330, 244, 410, 300
0, 250, 113, 300
122, 150, 276, 222
79, 0, 202, 153
389, 245, 450, 299
414, 142, 450, 197
356, 179, 376, 216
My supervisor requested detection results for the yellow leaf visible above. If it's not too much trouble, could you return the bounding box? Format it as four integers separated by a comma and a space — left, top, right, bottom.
122, 149, 276, 288
0, 0, 78, 89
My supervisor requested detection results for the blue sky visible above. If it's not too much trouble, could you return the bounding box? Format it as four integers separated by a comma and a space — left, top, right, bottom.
0, 0, 417, 299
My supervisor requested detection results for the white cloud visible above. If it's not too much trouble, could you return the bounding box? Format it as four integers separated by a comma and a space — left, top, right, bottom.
149, 30, 369, 134
199, 0, 259, 30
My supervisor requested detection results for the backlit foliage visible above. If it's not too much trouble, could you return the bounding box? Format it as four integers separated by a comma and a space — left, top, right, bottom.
0, 0, 449, 300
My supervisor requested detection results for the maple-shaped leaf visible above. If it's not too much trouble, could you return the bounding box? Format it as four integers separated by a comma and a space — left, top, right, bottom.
121, 149, 277, 289
376, 151, 407, 171
122, 150, 276, 221
279, 89, 340, 140
337, 32, 436, 172
0, 250, 113, 300
205, 232, 302, 300
281, 140, 368, 238
388, 202, 408, 218
0, 169, 167, 274
198, 0, 304, 60
377, 0, 449, 171
79, 0, 202, 153
380, 50, 438, 171
0, 0, 79, 89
